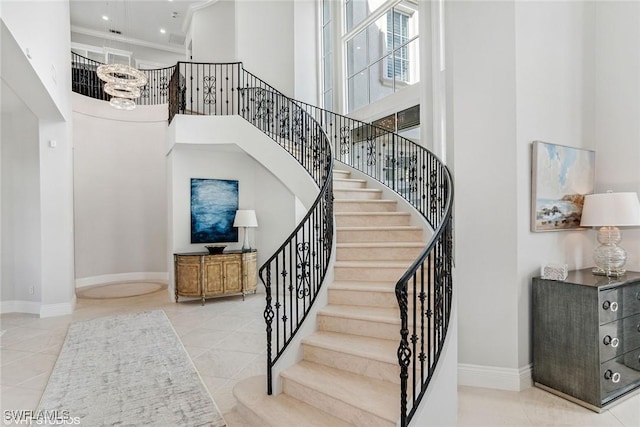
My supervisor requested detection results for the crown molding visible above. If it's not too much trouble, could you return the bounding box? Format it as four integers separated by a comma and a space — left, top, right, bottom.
71, 25, 186, 55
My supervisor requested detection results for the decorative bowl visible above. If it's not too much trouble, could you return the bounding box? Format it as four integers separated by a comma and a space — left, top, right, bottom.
205, 245, 226, 254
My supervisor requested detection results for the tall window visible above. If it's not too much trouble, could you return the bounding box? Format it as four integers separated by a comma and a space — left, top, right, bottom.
344, 0, 419, 112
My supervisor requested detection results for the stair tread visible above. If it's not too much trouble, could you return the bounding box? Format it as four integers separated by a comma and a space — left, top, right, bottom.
335, 211, 409, 216
333, 178, 367, 183
337, 225, 423, 231
234, 375, 353, 427
282, 361, 400, 423
302, 331, 397, 364
335, 188, 381, 192
335, 260, 412, 268
335, 199, 396, 203
319, 304, 399, 323
329, 281, 396, 292
336, 241, 425, 248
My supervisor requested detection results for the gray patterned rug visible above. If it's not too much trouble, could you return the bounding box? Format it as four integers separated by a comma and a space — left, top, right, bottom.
38, 310, 226, 426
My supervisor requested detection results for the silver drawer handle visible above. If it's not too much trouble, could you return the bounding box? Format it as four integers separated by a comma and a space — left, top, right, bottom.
604, 370, 621, 383
603, 335, 619, 347
602, 300, 619, 311
610, 301, 619, 312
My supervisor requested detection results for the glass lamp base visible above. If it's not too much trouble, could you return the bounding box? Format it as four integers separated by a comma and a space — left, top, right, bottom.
591, 267, 626, 277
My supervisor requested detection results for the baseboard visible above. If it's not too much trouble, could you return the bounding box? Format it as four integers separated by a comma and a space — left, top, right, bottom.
75, 272, 169, 288
0, 300, 40, 315
40, 295, 76, 318
458, 363, 533, 391
1, 296, 77, 317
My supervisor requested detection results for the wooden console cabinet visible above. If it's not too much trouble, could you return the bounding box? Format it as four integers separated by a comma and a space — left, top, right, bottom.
533, 269, 640, 411
174, 250, 257, 305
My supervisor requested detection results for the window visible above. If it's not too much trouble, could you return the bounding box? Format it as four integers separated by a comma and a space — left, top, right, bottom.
344, 0, 419, 112
386, 10, 409, 81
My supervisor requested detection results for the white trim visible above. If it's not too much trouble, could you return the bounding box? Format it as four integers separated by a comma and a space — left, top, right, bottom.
183, 0, 220, 34
458, 363, 533, 391
0, 300, 40, 315
40, 296, 76, 318
71, 26, 185, 54
75, 272, 169, 288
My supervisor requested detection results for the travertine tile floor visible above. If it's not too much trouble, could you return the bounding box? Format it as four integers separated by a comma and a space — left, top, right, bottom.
1, 289, 638, 426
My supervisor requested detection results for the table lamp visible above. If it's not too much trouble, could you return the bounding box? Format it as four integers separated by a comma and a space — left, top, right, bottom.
580, 191, 640, 277
234, 210, 258, 252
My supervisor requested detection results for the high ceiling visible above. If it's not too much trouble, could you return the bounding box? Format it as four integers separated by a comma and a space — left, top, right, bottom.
70, 0, 205, 53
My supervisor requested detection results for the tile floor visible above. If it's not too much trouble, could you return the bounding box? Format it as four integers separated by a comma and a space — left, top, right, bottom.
1, 289, 639, 426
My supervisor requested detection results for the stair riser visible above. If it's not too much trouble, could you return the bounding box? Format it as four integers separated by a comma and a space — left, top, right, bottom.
334, 190, 382, 200
318, 315, 399, 340
282, 378, 396, 427
335, 215, 410, 227
336, 246, 422, 261
334, 180, 367, 189
328, 289, 397, 308
333, 171, 351, 180
334, 266, 407, 282
235, 403, 277, 427
337, 229, 423, 243
334, 201, 397, 212
302, 344, 400, 385
327, 289, 424, 311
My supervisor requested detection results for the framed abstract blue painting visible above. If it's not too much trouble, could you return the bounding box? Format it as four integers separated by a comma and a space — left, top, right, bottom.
191, 178, 239, 243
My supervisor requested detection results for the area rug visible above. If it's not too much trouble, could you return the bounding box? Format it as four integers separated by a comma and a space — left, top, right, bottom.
38, 310, 226, 426
76, 282, 167, 299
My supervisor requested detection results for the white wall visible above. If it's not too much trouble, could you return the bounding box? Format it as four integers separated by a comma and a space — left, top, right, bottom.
451, 0, 520, 379
1, 94, 41, 307
167, 116, 320, 298
593, 2, 640, 270
236, 1, 295, 96
72, 95, 168, 286
190, 0, 237, 63
450, 0, 640, 390
1, 1, 75, 316
293, 0, 319, 104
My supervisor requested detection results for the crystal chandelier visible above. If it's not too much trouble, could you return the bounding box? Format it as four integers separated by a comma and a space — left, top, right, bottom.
97, 63, 147, 110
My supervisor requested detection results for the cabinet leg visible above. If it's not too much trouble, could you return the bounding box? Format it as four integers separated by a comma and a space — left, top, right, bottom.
175, 295, 178, 303
201, 296, 205, 306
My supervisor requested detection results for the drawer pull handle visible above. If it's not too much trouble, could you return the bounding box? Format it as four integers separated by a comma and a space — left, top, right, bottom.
604, 370, 621, 383
603, 335, 620, 347
602, 301, 618, 311
610, 301, 619, 312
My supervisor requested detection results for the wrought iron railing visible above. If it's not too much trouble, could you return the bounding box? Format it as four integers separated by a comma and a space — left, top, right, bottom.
74, 57, 453, 426
169, 62, 334, 395
292, 101, 454, 427
71, 52, 175, 105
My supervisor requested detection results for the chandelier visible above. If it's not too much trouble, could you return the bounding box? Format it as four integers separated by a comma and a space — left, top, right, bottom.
97, 63, 147, 110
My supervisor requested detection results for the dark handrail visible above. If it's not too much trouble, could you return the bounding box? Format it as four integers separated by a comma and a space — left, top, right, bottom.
71, 52, 175, 105
168, 62, 334, 395
288, 100, 454, 427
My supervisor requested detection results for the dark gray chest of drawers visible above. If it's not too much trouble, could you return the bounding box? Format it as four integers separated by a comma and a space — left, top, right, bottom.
533, 269, 640, 411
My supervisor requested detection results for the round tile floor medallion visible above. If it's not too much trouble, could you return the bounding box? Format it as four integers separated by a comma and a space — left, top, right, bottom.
76, 282, 167, 299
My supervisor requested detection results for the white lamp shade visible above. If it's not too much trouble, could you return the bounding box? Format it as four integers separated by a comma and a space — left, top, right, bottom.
580, 192, 640, 227
233, 210, 258, 228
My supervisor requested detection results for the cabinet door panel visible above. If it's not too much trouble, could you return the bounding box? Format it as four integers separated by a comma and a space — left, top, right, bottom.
243, 252, 258, 293
204, 261, 224, 295
175, 259, 201, 297
224, 260, 242, 293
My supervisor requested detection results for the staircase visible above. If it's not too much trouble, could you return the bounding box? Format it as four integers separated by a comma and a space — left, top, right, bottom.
234, 169, 426, 426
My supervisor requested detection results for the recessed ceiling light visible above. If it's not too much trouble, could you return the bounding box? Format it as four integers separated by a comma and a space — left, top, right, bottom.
160, 28, 166, 34
102, 15, 109, 21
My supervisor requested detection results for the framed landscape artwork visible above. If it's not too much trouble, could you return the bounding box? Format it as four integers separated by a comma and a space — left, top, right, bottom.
531, 141, 595, 232
191, 178, 239, 243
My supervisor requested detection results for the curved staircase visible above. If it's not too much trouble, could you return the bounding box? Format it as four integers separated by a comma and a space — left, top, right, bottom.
234, 168, 427, 426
